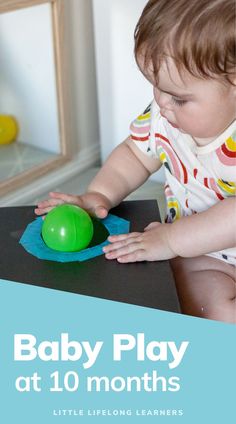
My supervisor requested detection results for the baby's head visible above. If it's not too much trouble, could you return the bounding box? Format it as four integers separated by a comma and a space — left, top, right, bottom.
135, 0, 235, 85
134, 0, 236, 140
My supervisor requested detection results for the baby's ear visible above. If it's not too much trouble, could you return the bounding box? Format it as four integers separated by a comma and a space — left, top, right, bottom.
232, 84, 236, 100
229, 75, 236, 88
227, 77, 236, 99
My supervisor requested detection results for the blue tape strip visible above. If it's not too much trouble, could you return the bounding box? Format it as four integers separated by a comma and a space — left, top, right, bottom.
19, 214, 130, 262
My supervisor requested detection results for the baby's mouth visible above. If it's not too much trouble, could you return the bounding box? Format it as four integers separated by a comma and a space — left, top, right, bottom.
160, 112, 179, 129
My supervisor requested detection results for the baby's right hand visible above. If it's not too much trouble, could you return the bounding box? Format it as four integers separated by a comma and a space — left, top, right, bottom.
34, 191, 111, 219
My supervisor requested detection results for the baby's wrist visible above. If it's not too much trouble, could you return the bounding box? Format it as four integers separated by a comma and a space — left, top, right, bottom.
164, 224, 179, 258
166, 220, 188, 258
167, 217, 201, 258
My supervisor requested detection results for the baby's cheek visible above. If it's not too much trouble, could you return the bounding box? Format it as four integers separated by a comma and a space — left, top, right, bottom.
178, 111, 200, 131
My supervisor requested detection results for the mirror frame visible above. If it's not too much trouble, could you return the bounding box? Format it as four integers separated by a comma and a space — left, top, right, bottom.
0, 0, 71, 196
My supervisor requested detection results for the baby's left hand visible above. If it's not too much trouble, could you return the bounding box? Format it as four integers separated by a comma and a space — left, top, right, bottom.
103, 221, 177, 263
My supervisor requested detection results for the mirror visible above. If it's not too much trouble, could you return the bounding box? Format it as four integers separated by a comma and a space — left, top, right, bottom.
0, 0, 70, 196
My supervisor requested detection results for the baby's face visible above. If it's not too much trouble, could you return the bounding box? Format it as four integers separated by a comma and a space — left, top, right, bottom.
150, 59, 236, 144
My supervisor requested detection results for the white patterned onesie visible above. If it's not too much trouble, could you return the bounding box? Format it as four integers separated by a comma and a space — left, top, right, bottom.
130, 100, 236, 265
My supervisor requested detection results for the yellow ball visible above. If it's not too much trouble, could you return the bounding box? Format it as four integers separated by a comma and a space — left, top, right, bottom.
0, 115, 18, 145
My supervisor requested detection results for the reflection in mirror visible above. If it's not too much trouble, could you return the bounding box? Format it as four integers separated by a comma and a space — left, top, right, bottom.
0, 0, 69, 196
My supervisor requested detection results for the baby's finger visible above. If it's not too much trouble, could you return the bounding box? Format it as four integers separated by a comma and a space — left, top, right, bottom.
117, 249, 146, 263
49, 192, 80, 205
104, 235, 142, 253
104, 240, 142, 259
34, 206, 55, 215
37, 198, 64, 209
107, 232, 141, 242
94, 206, 108, 219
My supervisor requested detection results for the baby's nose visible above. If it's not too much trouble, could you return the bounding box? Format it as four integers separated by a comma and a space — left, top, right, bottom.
158, 92, 171, 109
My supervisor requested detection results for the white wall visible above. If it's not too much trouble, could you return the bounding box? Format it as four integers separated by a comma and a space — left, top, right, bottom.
92, 0, 165, 182
92, 0, 151, 159
0, 4, 60, 153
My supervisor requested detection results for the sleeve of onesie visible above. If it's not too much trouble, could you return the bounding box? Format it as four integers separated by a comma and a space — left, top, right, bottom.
129, 100, 160, 159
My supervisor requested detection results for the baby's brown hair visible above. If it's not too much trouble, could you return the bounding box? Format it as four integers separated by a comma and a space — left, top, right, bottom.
134, 0, 235, 84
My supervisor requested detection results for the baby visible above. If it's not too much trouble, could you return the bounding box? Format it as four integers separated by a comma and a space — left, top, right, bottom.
36, 0, 236, 323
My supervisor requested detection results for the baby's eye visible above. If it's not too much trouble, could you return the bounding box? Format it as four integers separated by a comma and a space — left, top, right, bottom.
172, 97, 187, 107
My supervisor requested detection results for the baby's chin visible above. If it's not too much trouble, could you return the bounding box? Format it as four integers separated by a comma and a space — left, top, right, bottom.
177, 127, 187, 134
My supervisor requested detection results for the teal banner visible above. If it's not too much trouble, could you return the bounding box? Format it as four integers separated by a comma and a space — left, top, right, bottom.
0, 278, 235, 423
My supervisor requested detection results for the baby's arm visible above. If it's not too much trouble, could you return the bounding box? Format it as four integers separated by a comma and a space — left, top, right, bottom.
87, 138, 160, 206
104, 197, 235, 262
168, 197, 236, 257
35, 137, 161, 217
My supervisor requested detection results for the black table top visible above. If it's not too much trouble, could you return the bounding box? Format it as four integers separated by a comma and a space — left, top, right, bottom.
0, 200, 180, 313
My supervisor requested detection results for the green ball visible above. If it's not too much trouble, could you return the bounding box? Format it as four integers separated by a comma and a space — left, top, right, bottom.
42, 204, 94, 252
